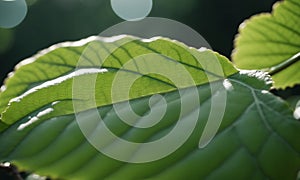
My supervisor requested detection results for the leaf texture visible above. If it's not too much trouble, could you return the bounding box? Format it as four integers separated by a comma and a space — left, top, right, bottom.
0, 36, 299, 179
232, 0, 300, 89
0, 35, 236, 129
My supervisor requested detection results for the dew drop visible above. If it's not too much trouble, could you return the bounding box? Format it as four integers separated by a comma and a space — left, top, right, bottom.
294, 100, 300, 120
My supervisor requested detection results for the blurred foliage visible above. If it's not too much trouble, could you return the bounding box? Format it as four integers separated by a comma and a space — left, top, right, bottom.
0, 0, 277, 84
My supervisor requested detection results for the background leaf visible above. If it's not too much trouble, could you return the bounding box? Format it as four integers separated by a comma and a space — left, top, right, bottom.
232, 0, 300, 89
0, 36, 299, 179
0, 0, 278, 85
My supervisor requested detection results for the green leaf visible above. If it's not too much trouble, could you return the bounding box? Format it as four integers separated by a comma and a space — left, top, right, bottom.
0, 36, 299, 179
232, 0, 300, 89
0, 36, 128, 115
0, 35, 236, 128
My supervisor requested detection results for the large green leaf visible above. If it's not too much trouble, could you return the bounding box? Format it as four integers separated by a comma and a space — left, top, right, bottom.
0, 35, 236, 128
0, 36, 299, 179
232, 0, 300, 89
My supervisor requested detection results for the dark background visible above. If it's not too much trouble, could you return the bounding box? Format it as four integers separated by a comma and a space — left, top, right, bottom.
0, 0, 278, 84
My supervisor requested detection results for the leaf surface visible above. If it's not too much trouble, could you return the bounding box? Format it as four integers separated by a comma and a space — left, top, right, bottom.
0, 35, 235, 128
0, 36, 299, 179
232, 0, 300, 89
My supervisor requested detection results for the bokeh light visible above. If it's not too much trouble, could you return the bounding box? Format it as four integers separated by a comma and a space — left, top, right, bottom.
0, 28, 14, 53
0, 0, 27, 28
111, 0, 152, 21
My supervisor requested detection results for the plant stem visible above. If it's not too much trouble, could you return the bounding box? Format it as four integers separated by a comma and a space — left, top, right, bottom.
269, 52, 300, 76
